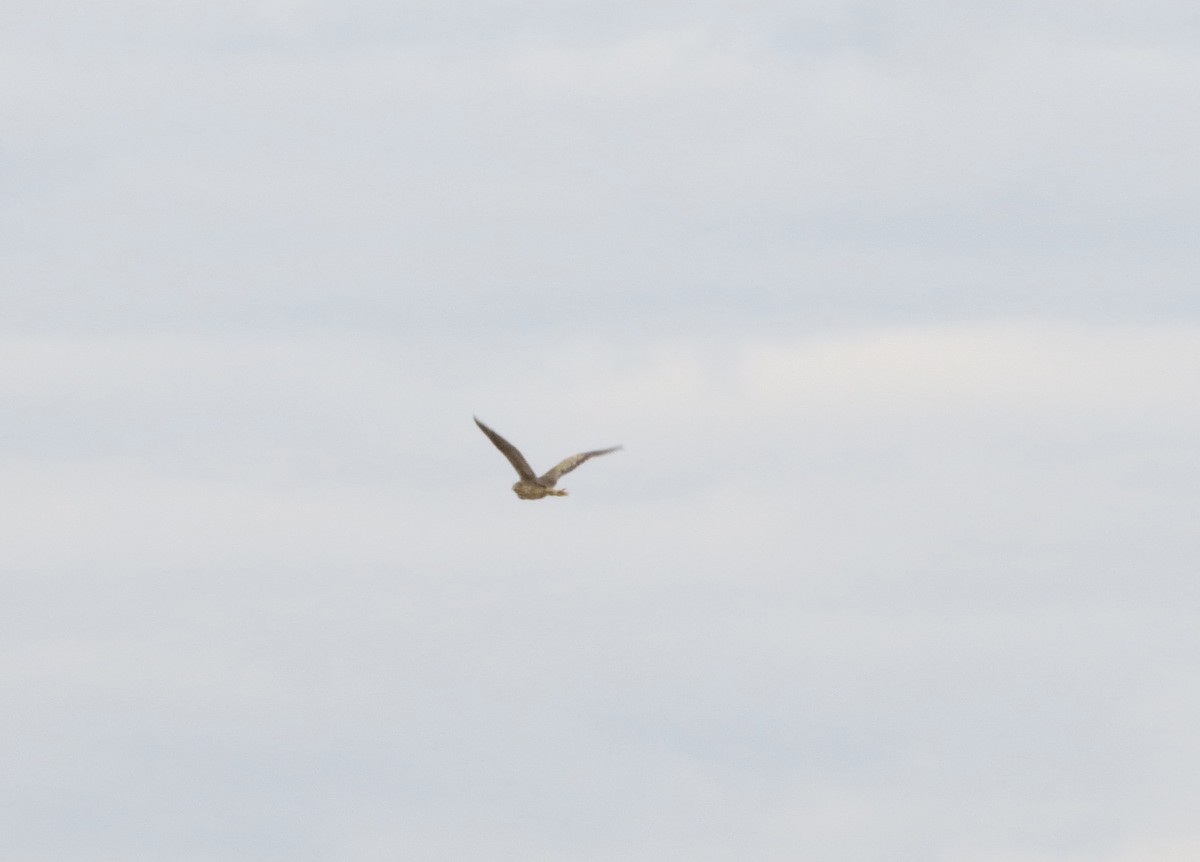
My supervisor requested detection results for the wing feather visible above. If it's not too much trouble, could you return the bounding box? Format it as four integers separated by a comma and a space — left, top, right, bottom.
474, 417, 537, 481
540, 445, 622, 484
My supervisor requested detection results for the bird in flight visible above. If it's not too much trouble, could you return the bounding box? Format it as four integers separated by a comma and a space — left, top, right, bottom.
474, 416, 621, 500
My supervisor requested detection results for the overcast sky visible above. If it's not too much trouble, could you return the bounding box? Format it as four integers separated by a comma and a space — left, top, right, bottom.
3, 2, 1199, 860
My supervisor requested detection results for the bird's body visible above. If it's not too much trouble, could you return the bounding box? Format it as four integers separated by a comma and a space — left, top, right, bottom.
512, 481, 567, 500
474, 417, 620, 500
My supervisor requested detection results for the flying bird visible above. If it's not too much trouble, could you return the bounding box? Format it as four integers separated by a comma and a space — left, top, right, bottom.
474, 416, 621, 500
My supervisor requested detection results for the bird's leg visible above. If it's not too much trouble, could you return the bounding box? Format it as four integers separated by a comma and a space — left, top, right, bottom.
550, 488, 568, 496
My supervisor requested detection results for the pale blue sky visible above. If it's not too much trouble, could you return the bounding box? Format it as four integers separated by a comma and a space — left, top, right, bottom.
2, 2, 1199, 860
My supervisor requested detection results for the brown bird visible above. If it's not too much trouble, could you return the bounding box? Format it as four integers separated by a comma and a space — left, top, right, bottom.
474, 416, 621, 500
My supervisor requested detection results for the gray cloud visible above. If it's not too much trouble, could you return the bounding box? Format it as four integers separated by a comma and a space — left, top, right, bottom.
2, 2, 1199, 860
4, 3, 1199, 336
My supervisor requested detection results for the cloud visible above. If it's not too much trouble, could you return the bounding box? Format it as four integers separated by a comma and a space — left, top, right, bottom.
2, 2, 1199, 859
2, 320, 1196, 580
4, 4, 1199, 338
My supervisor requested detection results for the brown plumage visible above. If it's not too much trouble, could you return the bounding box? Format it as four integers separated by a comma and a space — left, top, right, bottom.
474, 416, 621, 500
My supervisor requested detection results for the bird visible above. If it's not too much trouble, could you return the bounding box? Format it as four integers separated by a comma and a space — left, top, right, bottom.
474, 416, 621, 500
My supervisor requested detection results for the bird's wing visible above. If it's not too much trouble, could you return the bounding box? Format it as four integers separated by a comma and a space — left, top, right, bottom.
474, 417, 537, 481
540, 445, 622, 484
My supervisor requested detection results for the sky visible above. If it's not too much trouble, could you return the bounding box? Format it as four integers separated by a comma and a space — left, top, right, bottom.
2, 1, 1199, 860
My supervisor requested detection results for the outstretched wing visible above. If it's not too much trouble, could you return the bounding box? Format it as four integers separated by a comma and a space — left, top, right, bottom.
474, 417, 537, 481
540, 445, 622, 484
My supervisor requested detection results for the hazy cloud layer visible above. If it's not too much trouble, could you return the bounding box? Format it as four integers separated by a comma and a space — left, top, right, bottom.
5, 1, 1199, 335
2, 2, 1199, 861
